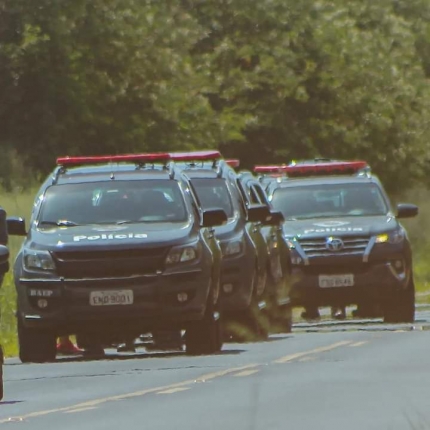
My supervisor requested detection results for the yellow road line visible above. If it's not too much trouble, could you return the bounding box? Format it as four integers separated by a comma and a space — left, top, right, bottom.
0, 363, 258, 424
0, 340, 355, 424
273, 341, 352, 364
298, 356, 316, 363
349, 341, 368, 347
157, 387, 190, 395
233, 369, 260, 377
64, 407, 98, 414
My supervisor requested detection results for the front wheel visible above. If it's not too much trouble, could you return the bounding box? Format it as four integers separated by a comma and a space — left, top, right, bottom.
186, 284, 222, 355
383, 278, 415, 324
18, 318, 56, 363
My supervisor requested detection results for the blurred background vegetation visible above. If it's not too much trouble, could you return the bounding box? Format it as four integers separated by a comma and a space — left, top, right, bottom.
1, 0, 430, 354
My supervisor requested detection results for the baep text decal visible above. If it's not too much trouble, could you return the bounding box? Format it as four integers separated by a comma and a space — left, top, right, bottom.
73, 233, 148, 242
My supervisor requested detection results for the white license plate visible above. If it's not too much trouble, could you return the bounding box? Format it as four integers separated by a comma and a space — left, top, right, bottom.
318, 274, 354, 288
89, 290, 134, 306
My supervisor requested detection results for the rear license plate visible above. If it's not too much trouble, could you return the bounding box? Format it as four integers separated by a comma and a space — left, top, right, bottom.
89, 290, 134, 306
318, 274, 354, 288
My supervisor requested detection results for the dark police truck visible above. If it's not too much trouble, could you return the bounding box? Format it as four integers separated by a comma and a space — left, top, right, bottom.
9, 153, 228, 362
257, 159, 418, 323
170, 151, 273, 339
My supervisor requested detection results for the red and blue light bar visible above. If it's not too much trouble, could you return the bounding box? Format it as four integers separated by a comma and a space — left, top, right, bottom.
254, 161, 369, 177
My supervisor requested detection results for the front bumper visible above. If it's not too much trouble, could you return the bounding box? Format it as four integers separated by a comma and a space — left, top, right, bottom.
17, 269, 210, 335
289, 254, 410, 307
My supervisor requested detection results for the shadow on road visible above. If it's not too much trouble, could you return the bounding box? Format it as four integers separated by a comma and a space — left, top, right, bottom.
54, 347, 246, 364
0, 400, 24, 407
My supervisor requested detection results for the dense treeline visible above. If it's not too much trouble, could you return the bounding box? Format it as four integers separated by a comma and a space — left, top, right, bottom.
1, 0, 430, 193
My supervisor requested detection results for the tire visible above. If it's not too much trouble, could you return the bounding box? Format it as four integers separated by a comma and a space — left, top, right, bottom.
186, 284, 222, 355
383, 278, 415, 324
270, 302, 292, 334
18, 318, 56, 363
229, 268, 270, 342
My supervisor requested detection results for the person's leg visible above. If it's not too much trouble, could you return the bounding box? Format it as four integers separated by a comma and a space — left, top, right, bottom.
57, 336, 83, 355
301, 306, 320, 320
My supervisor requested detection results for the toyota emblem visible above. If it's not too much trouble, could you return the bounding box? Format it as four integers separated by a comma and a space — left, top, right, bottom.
326, 237, 344, 252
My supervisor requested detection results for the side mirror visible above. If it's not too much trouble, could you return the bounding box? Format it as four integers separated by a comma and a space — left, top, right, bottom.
396, 203, 418, 219
262, 210, 285, 226
247, 204, 271, 223
201, 208, 228, 228
7, 217, 27, 236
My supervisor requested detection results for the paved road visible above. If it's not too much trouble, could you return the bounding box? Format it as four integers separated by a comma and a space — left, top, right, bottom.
2, 308, 430, 430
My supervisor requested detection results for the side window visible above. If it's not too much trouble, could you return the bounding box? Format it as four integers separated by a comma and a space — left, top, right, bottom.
249, 186, 260, 204
251, 184, 270, 206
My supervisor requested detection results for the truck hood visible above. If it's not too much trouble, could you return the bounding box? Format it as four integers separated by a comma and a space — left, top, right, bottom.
26, 221, 196, 251
282, 215, 399, 239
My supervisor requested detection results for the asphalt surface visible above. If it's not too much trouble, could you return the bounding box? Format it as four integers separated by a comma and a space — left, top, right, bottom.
3, 307, 430, 430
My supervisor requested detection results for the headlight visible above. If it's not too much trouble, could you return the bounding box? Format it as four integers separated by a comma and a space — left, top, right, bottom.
375, 229, 405, 245
221, 238, 244, 256
24, 249, 56, 271
165, 245, 199, 265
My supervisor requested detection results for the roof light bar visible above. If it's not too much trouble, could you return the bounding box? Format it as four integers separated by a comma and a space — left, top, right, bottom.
56, 153, 171, 167
225, 159, 240, 168
254, 165, 288, 174
254, 161, 369, 177
168, 150, 222, 162
286, 161, 368, 177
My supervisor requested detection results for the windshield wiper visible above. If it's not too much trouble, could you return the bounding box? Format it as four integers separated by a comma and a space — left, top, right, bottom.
38, 220, 80, 227
115, 220, 142, 225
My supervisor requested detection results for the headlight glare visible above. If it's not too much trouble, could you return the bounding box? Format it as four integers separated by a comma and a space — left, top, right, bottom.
376, 229, 405, 245
24, 249, 56, 271
375, 234, 389, 244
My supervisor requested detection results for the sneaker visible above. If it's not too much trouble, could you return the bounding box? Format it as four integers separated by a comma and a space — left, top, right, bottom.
56, 339, 83, 355
332, 307, 346, 320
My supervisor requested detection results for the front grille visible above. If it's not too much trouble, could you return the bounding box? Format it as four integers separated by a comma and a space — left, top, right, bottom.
298, 236, 369, 258
53, 247, 169, 279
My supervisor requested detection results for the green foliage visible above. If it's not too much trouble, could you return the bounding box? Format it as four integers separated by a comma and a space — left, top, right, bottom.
1, 0, 430, 190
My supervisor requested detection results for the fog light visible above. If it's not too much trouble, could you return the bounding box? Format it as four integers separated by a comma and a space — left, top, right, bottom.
37, 299, 48, 309
177, 292, 188, 303
223, 283, 234, 294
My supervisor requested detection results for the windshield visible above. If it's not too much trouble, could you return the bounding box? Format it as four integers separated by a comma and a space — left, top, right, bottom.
271, 183, 389, 220
38, 180, 188, 226
191, 178, 234, 218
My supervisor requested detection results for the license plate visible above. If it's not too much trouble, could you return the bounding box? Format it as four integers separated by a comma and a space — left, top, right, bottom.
318, 274, 354, 288
89, 290, 134, 306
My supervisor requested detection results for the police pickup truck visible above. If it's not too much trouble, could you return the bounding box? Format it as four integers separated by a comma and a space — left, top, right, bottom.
257, 160, 418, 323
170, 151, 272, 339
9, 153, 227, 362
